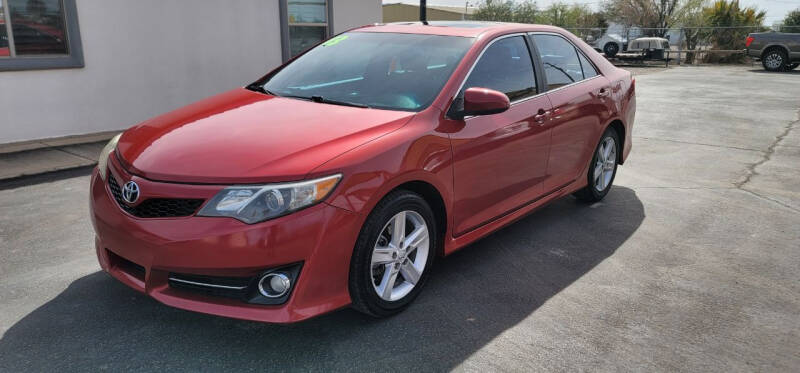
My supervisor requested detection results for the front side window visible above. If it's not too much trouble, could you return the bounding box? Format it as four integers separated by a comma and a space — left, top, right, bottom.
532, 34, 584, 90
462, 36, 537, 101
285, 0, 329, 58
0, 0, 83, 70
259, 32, 474, 112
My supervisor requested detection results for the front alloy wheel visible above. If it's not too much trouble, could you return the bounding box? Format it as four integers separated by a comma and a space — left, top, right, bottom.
349, 190, 437, 317
370, 211, 429, 301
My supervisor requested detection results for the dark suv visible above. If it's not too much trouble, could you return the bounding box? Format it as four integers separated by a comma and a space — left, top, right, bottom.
746, 32, 800, 72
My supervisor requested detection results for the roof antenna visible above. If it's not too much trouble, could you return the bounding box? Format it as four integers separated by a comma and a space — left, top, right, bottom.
420, 0, 428, 25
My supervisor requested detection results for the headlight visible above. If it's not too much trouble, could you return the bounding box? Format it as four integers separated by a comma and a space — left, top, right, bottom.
198, 174, 341, 224
97, 134, 121, 180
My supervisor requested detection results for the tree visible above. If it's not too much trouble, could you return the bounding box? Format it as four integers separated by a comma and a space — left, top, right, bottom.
470, 0, 607, 45
540, 2, 604, 28
603, 0, 700, 36
678, 0, 708, 64
541, 2, 573, 27
472, 0, 517, 22
512, 1, 541, 24
471, 0, 543, 23
703, 0, 765, 62
781, 8, 800, 32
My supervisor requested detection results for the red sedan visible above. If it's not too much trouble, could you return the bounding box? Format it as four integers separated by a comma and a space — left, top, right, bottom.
90, 21, 635, 323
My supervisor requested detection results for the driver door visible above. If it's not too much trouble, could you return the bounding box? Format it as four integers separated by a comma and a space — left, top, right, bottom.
449, 35, 553, 236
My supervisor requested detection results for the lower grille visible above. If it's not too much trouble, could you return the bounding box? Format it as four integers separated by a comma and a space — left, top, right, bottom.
108, 250, 146, 281
108, 175, 204, 218
168, 264, 302, 305
168, 273, 253, 300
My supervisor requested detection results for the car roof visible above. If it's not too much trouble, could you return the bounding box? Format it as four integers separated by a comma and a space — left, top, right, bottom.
352, 21, 564, 38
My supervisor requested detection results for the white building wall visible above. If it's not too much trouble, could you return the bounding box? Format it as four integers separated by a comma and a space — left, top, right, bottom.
331, 0, 382, 33
0, 0, 384, 144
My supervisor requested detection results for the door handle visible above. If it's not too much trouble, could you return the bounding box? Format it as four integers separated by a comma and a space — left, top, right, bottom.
598, 87, 611, 98
533, 108, 549, 125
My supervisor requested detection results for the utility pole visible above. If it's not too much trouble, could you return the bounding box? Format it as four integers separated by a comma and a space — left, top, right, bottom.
420, 0, 427, 24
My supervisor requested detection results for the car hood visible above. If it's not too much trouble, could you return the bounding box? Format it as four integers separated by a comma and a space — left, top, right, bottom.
116, 88, 414, 184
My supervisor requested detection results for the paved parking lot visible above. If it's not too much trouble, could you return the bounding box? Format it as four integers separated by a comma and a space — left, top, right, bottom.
1, 66, 799, 372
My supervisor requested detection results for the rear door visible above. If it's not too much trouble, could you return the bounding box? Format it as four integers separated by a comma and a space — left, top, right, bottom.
530, 33, 611, 193
449, 34, 553, 236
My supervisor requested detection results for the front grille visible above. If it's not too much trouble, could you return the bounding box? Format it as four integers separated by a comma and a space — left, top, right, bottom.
108, 175, 204, 218
168, 273, 253, 300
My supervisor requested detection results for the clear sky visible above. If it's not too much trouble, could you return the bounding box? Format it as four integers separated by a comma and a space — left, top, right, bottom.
382, 0, 798, 25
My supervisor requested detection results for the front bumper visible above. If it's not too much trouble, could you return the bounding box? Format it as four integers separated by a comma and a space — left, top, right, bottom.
89, 155, 361, 323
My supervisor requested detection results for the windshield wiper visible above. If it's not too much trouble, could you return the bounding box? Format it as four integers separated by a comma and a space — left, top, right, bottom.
252, 90, 369, 109
544, 62, 576, 83
310, 95, 369, 108
246, 83, 279, 96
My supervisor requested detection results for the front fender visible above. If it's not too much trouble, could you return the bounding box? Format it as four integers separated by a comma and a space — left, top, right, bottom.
308, 116, 454, 220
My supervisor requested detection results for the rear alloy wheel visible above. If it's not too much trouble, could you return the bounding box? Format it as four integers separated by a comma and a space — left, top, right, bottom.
574, 127, 620, 202
762, 48, 788, 72
349, 190, 436, 317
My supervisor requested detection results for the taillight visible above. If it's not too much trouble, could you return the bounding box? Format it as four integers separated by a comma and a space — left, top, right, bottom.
745, 36, 754, 47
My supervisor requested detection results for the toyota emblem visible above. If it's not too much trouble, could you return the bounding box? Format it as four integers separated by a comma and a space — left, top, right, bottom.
122, 181, 140, 204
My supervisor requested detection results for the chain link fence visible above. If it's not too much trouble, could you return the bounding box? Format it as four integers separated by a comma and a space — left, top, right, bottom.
561, 25, 800, 65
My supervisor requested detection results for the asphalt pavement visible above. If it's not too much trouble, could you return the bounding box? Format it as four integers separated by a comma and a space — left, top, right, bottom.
1, 66, 798, 372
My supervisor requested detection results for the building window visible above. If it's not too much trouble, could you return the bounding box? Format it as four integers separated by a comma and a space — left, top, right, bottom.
281, 0, 332, 61
0, 0, 83, 71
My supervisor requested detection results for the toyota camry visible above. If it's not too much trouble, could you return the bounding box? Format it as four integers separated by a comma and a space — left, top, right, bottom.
90, 21, 635, 322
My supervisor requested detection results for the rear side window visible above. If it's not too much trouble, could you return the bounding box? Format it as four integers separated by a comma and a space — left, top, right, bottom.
578, 52, 598, 79
462, 36, 537, 101
532, 34, 584, 90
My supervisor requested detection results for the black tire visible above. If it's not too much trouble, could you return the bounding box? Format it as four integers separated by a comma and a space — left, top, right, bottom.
349, 190, 437, 318
762, 48, 788, 72
604, 42, 619, 58
573, 127, 620, 203
789, 63, 799, 71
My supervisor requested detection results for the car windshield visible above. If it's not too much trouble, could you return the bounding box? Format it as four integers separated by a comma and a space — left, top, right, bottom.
257, 32, 474, 111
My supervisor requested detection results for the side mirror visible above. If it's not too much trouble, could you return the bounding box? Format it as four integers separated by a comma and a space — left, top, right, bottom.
462, 87, 510, 118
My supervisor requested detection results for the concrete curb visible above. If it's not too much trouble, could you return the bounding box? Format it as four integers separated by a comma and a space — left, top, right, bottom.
0, 140, 109, 182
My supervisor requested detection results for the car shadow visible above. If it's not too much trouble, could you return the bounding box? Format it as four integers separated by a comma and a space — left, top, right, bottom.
748, 68, 800, 75
0, 187, 644, 371
0, 166, 93, 191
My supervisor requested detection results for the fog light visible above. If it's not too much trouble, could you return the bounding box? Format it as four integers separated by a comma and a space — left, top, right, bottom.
258, 273, 291, 298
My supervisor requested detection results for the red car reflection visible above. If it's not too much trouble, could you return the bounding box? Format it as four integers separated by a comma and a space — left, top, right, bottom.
0, 20, 8, 56
90, 22, 635, 323
0, 19, 67, 56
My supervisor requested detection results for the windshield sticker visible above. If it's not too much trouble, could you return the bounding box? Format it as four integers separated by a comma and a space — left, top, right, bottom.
323, 35, 349, 47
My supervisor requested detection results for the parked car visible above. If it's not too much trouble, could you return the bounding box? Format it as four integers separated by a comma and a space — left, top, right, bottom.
746, 32, 800, 72
594, 32, 626, 57
90, 21, 636, 323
